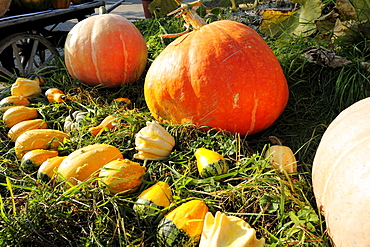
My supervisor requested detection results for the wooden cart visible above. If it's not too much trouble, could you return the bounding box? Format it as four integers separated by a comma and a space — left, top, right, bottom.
0, 1, 108, 78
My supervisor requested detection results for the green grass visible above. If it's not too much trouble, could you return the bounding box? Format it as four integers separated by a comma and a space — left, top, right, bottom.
0, 10, 370, 247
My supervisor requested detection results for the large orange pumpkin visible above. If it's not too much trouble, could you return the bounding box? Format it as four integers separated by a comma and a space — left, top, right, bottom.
64, 8, 148, 88
144, 2, 288, 135
312, 97, 370, 246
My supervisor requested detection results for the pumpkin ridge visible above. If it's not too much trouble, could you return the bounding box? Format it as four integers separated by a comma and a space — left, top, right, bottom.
320, 135, 370, 207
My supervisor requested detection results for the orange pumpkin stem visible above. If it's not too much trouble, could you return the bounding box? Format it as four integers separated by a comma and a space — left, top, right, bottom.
159, 0, 206, 38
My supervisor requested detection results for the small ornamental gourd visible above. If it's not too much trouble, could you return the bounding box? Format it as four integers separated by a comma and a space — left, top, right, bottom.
133, 181, 173, 218
144, 1, 288, 135
134, 121, 175, 160
112, 98, 132, 109
21, 149, 59, 172
37, 156, 67, 183
28, 75, 45, 86
199, 211, 265, 247
99, 159, 146, 194
0, 96, 30, 112
14, 129, 70, 159
57, 144, 123, 186
312, 97, 370, 246
45, 88, 67, 103
11, 78, 41, 98
8, 119, 48, 142
157, 199, 209, 247
194, 148, 229, 178
63, 110, 90, 133
64, 7, 148, 88
2, 106, 39, 128
88, 115, 116, 136
264, 136, 297, 174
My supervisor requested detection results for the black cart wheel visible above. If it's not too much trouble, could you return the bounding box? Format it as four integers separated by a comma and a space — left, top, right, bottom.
0, 32, 60, 78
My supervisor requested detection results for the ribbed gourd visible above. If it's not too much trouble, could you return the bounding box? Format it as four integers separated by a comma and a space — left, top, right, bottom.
0, 96, 30, 112
14, 129, 70, 159
133, 181, 173, 218
194, 148, 229, 178
37, 156, 67, 183
11, 78, 41, 98
3, 106, 39, 128
57, 144, 123, 186
8, 119, 48, 142
157, 199, 209, 247
21, 149, 59, 172
63, 110, 90, 133
99, 159, 146, 194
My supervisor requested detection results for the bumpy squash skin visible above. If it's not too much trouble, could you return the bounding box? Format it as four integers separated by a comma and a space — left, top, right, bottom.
8, 119, 48, 142
21, 149, 59, 172
64, 14, 148, 88
37, 156, 66, 183
312, 97, 370, 246
58, 144, 123, 186
144, 20, 288, 135
99, 159, 146, 194
3, 106, 39, 128
14, 129, 70, 159
157, 200, 209, 247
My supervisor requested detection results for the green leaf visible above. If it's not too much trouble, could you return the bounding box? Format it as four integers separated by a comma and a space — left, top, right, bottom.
148, 0, 179, 18
290, 0, 323, 36
349, 0, 370, 21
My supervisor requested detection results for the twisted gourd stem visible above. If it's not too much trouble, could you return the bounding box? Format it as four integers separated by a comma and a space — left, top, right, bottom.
268, 136, 283, 146
159, 0, 207, 38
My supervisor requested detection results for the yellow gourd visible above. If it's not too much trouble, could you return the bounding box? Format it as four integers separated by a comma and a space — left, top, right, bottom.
57, 144, 123, 186
157, 199, 209, 246
45, 88, 67, 103
2, 106, 39, 128
21, 149, 59, 172
0, 96, 30, 112
8, 119, 48, 142
99, 159, 146, 194
11, 77, 41, 98
14, 129, 70, 159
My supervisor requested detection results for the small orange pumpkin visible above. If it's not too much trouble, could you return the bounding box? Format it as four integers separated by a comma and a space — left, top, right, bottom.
64, 7, 148, 88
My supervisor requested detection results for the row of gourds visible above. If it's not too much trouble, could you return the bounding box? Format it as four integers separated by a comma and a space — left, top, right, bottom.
62, 2, 370, 245
0, 77, 270, 246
